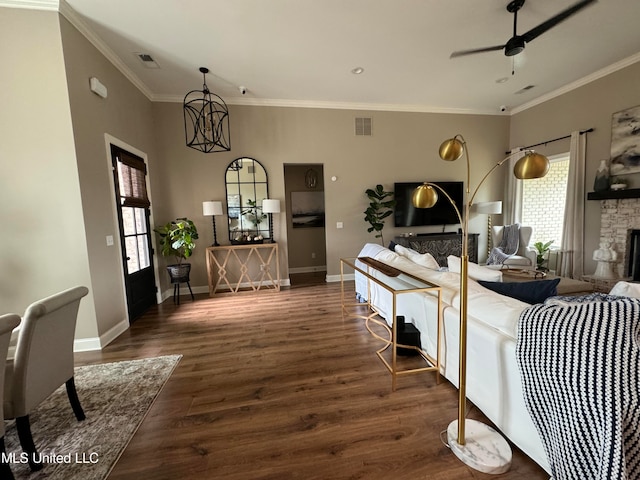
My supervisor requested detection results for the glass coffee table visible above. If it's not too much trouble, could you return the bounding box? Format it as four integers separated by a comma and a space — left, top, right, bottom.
340, 256, 442, 391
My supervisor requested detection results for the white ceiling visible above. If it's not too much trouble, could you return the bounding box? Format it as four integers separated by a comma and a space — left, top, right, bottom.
12, 0, 640, 114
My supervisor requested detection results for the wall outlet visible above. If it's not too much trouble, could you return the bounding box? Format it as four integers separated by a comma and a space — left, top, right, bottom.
336, 222, 344, 229
106, 235, 114, 246
311, 252, 316, 259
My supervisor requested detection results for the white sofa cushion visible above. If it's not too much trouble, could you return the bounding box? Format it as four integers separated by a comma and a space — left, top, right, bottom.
447, 255, 503, 282
394, 244, 440, 270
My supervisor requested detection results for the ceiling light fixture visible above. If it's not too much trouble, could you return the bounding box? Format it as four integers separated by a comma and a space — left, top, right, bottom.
183, 67, 231, 153
351, 67, 364, 75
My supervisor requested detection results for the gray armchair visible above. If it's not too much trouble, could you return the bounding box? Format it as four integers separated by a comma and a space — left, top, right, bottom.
0, 314, 21, 480
490, 225, 537, 268
3, 286, 89, 471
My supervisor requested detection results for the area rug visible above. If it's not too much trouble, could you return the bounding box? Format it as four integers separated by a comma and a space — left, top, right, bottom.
4, 355, 182, 480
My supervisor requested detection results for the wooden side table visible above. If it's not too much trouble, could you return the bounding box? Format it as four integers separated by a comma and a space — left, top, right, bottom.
206, 243, 280, 295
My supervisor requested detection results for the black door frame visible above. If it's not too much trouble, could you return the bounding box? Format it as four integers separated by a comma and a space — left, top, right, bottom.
109, 140, 158, 322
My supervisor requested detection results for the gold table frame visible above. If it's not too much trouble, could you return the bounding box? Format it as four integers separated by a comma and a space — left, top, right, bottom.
340, 257, 442, 391
206, 243, 280, 295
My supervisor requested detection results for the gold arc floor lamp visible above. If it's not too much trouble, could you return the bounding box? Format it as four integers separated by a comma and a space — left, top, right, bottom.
412, 134, 549, 474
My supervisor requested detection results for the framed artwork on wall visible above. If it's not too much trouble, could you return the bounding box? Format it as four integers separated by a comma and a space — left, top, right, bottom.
291, 191, 325, 228
610, 104, 640, 176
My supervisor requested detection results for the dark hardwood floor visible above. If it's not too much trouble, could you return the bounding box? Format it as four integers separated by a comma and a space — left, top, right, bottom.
75, 281, 548, 480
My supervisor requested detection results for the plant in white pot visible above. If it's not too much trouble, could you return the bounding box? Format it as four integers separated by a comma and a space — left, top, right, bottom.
154, 218, 199, 282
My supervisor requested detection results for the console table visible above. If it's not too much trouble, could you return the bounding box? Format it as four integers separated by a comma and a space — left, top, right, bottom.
340, 256, 442, 391
206, 243, 280, 295
394, 232, 479, 266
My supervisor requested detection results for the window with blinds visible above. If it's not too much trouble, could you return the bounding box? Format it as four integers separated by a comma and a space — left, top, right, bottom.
116, 152, 150, 208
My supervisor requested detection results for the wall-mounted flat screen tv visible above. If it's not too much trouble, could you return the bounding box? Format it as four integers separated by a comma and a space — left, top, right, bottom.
393, 181, 464, 227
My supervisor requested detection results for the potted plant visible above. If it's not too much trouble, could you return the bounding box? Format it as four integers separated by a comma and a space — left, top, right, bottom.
533, 240, 554, 271
364, 184, 396, 246
154, 217, 199, 282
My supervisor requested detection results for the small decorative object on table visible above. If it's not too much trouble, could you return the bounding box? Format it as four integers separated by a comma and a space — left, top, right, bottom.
610, 176, 628, 191
231, 234, 264, 245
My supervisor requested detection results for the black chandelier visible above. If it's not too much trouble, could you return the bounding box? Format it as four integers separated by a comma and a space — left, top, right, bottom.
183, 67, 231, 153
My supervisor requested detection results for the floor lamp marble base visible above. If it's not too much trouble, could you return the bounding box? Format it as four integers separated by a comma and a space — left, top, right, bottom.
447, 419, 512, 474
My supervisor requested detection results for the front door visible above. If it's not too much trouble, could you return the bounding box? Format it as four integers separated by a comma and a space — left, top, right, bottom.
110, 144, 157, 321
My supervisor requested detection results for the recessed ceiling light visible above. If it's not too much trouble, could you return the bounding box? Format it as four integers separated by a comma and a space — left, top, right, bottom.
496, 77, 509, 84
351, 67, 364, 75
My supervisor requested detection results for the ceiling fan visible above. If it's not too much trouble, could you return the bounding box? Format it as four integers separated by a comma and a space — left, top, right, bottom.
450, 0, 597, 59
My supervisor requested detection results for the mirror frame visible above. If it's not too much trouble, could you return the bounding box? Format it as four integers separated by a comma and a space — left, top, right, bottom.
225, 157, 270, 243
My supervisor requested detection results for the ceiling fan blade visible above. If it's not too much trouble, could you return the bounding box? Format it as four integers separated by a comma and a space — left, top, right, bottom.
450, 44, 506, 58
521, 0, 597, 43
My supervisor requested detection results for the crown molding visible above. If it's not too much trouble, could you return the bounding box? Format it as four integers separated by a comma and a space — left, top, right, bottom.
512, 52, 640, 115
151, 93, 500, 115
57, 0, 154, 101
0, 0, 58, 10
5, 0, 637, 116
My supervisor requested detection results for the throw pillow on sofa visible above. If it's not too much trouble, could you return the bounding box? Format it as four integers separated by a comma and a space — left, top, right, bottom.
447, 255, 503, 282
395, 245, 440, 270
478, 278, 561, 304
609, 281, 640, 299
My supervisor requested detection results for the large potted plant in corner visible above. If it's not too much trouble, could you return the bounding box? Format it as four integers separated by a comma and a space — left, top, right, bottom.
154, 218, 199, 282
364, 184, 396, 246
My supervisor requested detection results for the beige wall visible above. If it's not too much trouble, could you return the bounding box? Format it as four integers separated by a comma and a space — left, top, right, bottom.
59, 15, 158, 338
510, 61, 640, 275
151, 102, 510, 285
0, 8, 97, 337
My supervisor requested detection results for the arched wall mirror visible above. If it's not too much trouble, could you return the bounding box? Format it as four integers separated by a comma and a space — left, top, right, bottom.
225, 157, 270, 242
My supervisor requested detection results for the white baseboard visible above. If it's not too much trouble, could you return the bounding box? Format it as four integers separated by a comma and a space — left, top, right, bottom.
73, 317, 129, 352
289, 266, 327, 274
160, 281, 291, 299
160, 284, 209, 302
326, 273, 353, 283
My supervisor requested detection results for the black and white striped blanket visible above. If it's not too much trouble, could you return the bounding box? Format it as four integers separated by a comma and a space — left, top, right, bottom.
516, 293, 640, 480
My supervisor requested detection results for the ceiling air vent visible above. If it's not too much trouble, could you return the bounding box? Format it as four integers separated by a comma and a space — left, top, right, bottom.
515, 85, 535, 95
355, 117, 372, 136
135, 52, 160, 69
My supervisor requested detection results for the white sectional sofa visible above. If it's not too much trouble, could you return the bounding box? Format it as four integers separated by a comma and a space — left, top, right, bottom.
354, 243, 551, 473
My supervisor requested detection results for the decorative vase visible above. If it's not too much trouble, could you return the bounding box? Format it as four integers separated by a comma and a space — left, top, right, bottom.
593, 159, 610, 192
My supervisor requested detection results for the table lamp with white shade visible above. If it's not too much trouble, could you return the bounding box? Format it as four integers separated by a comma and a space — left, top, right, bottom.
473, 201, 503, 256
262, 199, 281, 242
202, 200, 223, 246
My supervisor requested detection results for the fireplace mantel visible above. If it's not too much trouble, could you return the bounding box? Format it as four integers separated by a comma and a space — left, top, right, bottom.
587, 188, 640, 200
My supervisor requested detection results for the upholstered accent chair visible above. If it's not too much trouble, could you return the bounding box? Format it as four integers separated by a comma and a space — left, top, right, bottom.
0, 314, 21, 480
490, 225, 537, 268
3, 286, 89, 471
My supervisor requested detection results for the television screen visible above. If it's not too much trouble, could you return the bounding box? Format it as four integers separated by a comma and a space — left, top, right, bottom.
393, 182, 464, 227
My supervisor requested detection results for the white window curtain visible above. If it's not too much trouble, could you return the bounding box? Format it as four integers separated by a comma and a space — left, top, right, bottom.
558, 131, 586, 278
503, 148, 524, 225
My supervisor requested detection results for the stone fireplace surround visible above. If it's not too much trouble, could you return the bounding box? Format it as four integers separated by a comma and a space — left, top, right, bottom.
599, 198, 640, 279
